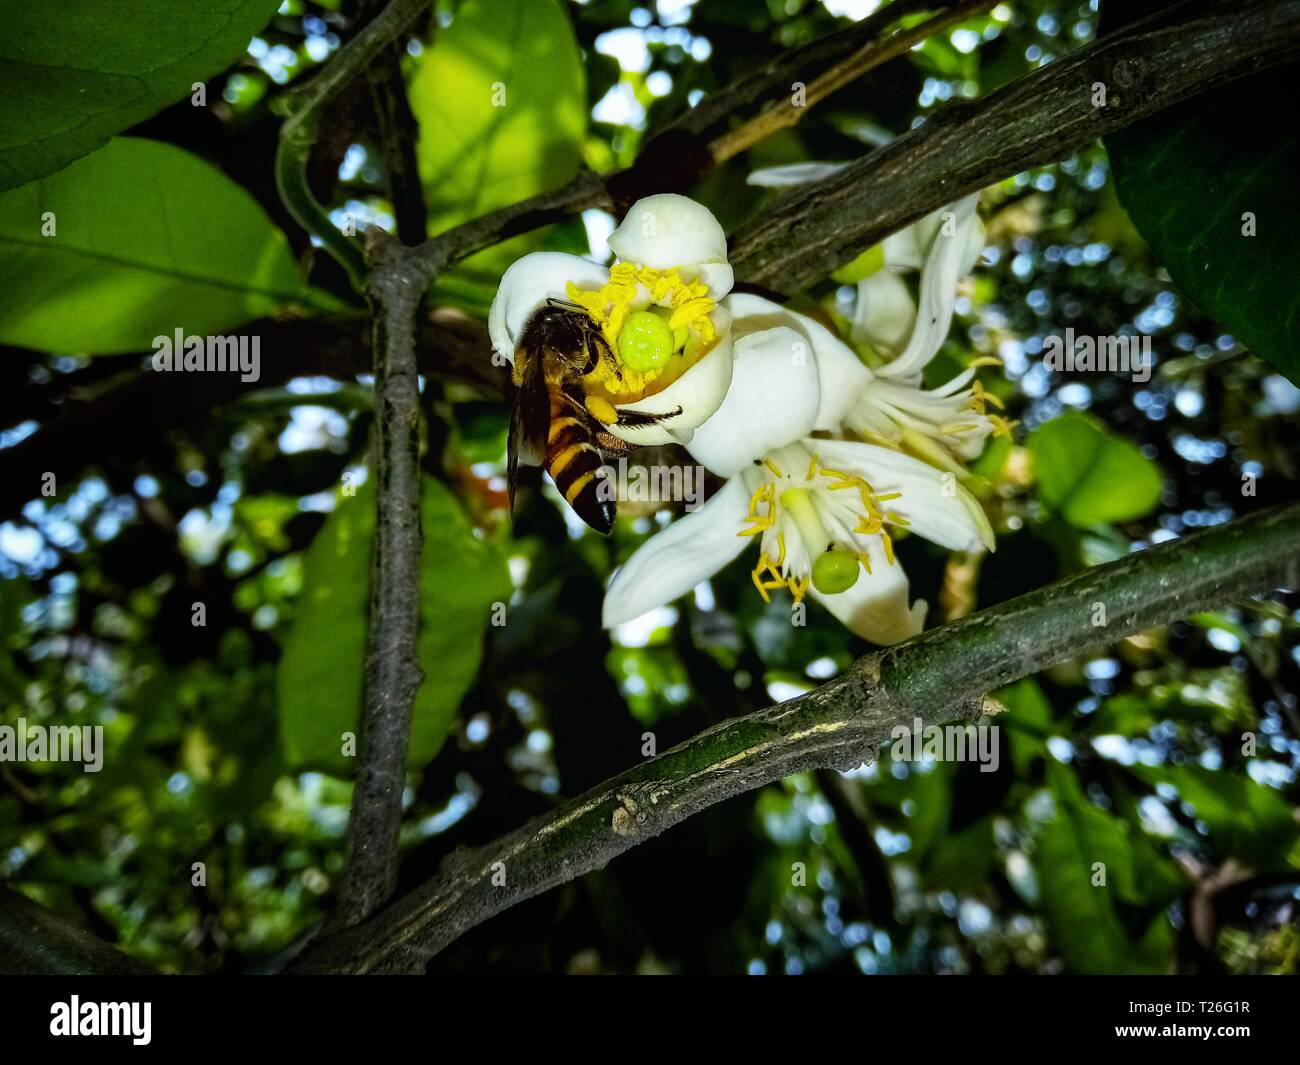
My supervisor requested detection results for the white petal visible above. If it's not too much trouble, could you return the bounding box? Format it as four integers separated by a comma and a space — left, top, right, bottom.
724, 293, 871, 430
695, 261, 734, 301
879, 195, 982, 380
851, 268, 916, 355
607, 309, 735, 445
608, 194, 729, 275
883, 224, 928, 272
686, 326, 821, 477
811, 537, 925, 644
488, 252, 609, 364
602, 477, 752, 627
813, 439, 992, 552
746, 162, 848, 188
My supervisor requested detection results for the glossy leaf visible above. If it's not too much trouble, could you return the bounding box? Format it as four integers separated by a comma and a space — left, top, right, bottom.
0, 0, 281, 190
411, 0, 585, 230
277, 476, 512, 775
1027, 411, 1162, 527
1037, 762, 1178, 974
0, 138, 312, 354
1102, 1, 1300, 384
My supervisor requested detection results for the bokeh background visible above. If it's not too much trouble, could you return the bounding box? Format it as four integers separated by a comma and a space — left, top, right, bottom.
1, 0, 1298, 974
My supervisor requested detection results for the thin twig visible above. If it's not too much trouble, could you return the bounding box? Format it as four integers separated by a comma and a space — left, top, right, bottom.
288, 503, 1300, 973
357, 0, 429, 243
275, 0, 431, 287
708, 0, 998, 166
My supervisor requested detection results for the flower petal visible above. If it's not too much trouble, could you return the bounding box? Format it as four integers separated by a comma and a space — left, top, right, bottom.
725, 293, 871, 430
686, 325, 821, 477
813, 438, 993, 552
608, 309, 735, 445
746, 161, 849, 187
811, 536, 925, 644
879, 195, 983, 379
851, 267, 916, 356
602, 476, 752, 627
608, 194, 729, 280
488, 252, 609, 365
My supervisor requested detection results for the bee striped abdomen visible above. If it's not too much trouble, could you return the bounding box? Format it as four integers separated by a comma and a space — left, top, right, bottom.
545, 388, 615, 534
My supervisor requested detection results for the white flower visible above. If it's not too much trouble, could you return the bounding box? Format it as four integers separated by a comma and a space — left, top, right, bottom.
841, 193, 1016, 469
488, 194, 736, 445
602, 324, 992, 644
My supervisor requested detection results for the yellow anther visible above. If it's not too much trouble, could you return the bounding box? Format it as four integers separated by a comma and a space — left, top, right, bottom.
806, 453, 819, 481
763, 457, 784, 479
739, 482, 776, 537
969, 380, 1005, 413
989, 414, 1019, 439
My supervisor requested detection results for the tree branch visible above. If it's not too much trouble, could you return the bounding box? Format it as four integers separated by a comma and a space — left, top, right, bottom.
325, 233, 429, 932
287, 502, 1300, 973
730, 0, 1300, 291
0, 887, 152, 976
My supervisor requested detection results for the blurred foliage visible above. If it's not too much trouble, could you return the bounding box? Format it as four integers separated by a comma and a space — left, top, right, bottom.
0, 0, 1297, 976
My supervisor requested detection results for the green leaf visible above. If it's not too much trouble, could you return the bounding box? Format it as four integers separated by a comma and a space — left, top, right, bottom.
0, 138, 312, 354
1027, 411, 1162, 527
0, 0, 281, 190
1036, 763, 1177, 974
1102, 1, 1300, 384
1131, 764, 1300, 871
277, 475, 512, 775
411, 0, 584, 228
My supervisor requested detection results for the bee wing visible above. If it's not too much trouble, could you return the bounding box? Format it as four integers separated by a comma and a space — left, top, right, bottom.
507, 350, 549, 515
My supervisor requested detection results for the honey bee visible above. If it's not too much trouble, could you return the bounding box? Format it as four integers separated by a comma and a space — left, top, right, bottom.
509, 299, 679, 534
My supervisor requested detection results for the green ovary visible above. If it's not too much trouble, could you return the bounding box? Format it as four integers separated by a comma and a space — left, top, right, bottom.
811, 548, 860, 594
617, 309, 675, 372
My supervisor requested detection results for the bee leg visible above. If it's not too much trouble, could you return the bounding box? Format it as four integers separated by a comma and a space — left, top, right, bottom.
613, 406, 683, 428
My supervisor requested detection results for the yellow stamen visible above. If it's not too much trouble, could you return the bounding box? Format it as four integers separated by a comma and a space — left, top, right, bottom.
763, 457, 784, 479
989, 414, 1019, 439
